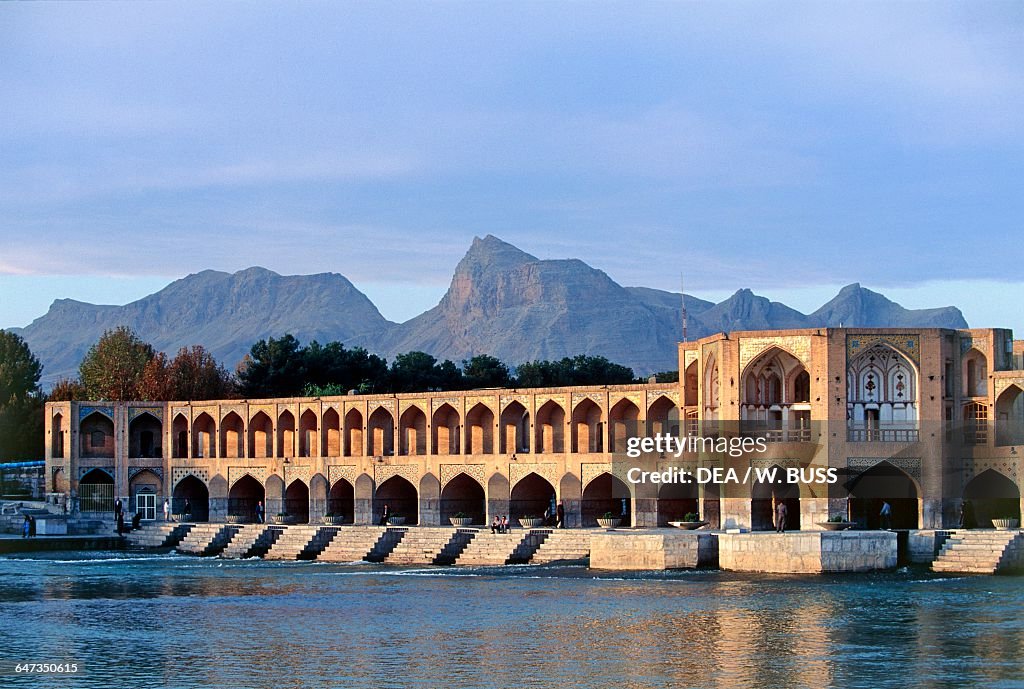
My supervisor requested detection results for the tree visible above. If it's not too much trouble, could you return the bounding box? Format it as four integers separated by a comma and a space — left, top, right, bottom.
167, 346, 236, 400
78, 326, 155, 400
388, 351, 464, 392
462, 354, 512, 388
304, 341, 388, 394
237, 334, 307, 398
48, 377, 87, 402
514, 355, 635, 388
0, 330, 44, 459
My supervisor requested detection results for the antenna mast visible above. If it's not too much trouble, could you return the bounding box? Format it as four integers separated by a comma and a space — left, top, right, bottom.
680, 271, 688, 343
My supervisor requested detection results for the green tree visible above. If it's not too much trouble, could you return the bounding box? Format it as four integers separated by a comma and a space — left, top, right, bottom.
0, 330, 45, 459
304, 341, 388, 393
237, 334, 307, 398
462, 354, 512, 388
388, 351, 464, 392
514, 355, 634, 387
78, 326, 156, 400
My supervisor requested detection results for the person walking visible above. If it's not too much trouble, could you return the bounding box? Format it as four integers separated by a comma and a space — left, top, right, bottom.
556, 501, 565, 529
114, 497, 123, 523
256, 500, 264, 524
163, 498, 171, 522
880, 501, 892, 530
379, 504, 389, 526
774, 499, 788, 533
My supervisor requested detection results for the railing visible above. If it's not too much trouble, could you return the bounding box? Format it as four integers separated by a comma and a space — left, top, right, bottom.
846, 426, 919, 443
740, 422, 812, 443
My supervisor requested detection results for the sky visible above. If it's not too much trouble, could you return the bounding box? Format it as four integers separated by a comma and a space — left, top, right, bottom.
1, 2, 1021, 331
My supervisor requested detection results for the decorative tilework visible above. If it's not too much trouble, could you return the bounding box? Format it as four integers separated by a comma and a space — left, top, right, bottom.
79, 406, 114, 422
284, 464, 313, 486
740, 336, 812, 373
228, 466, 269, 487
509, 462, 558, 489
581, 462, 633, 488
128, 467, 163, 482
374, 463, 419, 485
327, 465, 357, 486
847, 456, 921, 482
129, 407, 162, 422
847, 334, 920, 367
79, 466, 114, 480
172, 467, 210, 487
440, 463, 486, 488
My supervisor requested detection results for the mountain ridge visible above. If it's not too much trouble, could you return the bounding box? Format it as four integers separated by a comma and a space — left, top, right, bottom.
10, 235, 968, 386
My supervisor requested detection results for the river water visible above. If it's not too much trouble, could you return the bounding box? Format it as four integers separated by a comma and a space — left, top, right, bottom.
0, 551, 1021, 688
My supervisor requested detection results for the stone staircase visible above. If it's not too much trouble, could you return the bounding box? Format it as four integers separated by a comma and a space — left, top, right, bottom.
176, 523, 241, 557
318, 526, 397, 563
219, 525, 283, 559
264, 525, 321, 560
384, 527, 472, 565
126, 522, 193, 549
456, 530, 549, 566
530, 529, 593, 564
932, 530, 1024, 574
297, 527, 341, 560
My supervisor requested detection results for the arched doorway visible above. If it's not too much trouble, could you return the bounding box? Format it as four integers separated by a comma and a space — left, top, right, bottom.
847, 461, 919, 529
582, 473, 631, 527
535, 400, 565, 453
220, 412, 244, 459
248, 412, 273, 458
963, 470, 1020, 527
285, 480, 310, 523
440, 473, 486, 524
228, 474, 265, 523
466, 403, 495, 454
173, 475, 209, 521
510, 473, 556, 523
79, 468, 114, 513
129, 469, 162, 521
129, 412, 162, 458
80, 412, 115, 459
752, 465, 800, 531
328, 479, 354, 524
375, 475, 417, 524
499, 402, 529, 454
657, 481, 699, 526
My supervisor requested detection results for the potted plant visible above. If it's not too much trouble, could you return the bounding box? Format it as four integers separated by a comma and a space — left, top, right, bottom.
596, 511, 622, 529
669, 511, 708, 530
519, 514, 544, 529
449, 511, 473, 527
387, 513, 406, 526
322, 512, 344, 525
817, 514, 855, 531
992, 514, 1020, 530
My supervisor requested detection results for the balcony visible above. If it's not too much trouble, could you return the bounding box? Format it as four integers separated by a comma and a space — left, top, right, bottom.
847, 424, 919, 443
740, 421, 813, 443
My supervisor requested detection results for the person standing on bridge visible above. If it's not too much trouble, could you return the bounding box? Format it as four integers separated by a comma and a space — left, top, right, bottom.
880, 501, 892, 530
164, 498, 171, 522
775, 500, 788, 533
379, 504, 389, 526
556, 501, 565, 528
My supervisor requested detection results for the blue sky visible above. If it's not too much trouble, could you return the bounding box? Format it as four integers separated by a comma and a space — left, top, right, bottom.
1, 2, 1021, 331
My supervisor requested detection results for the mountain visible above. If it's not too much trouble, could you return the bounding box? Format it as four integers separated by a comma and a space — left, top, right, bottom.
810, 283, 967, 328
10, 236, 969, 386
373, 236, 688, 373
13, 268, 392, 388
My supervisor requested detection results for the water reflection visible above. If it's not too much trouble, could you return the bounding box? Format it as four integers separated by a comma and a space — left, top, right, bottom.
0, 554, 1021, 688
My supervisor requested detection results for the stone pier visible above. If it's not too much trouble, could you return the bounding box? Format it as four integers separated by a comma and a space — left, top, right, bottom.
589, 529, 718, 570
718, 531, 897, 573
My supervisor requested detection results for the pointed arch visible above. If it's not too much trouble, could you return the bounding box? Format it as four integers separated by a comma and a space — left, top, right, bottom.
248, 411, 273, 458
191, 412, 216, 459
172, 413, 189, 459
963, 348, 988, 398
440, 472, 485, 524
80, 410, 115, 459
344, 408, 364, 457
367, 406, 394, 456
227, 474, 265, 523
299, 409, 319, 458
751, 463, 801, 531
581, 472, 631, 527
963, 469, 1020, 526
499, 401, 529, 454
510, 472, 555, 522
995, 384, 1024, 446
285, 479, 310, 523
220, 411, 244, 459
328, 478, 354, 523
571, 398, 603, 453
608, 398, 640, 453
375, 475, 417, 524
535, 400, 565, 454
466, 402, 495, 455
173, 474, 209, 521
432, 403, 461, 455
847, 343, 919, 441
399, 405, 427, 456
647, 395, 679, 438
129, 411, 162, 458
322, 408, 341, 457
277, 410, 295, 458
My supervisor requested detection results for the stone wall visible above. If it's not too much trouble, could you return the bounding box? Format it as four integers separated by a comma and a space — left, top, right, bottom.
719, 531, 897, 573
590, 530, 718, 570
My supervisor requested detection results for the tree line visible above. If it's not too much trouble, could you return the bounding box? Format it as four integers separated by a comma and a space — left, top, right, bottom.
1, 326, 677, 460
